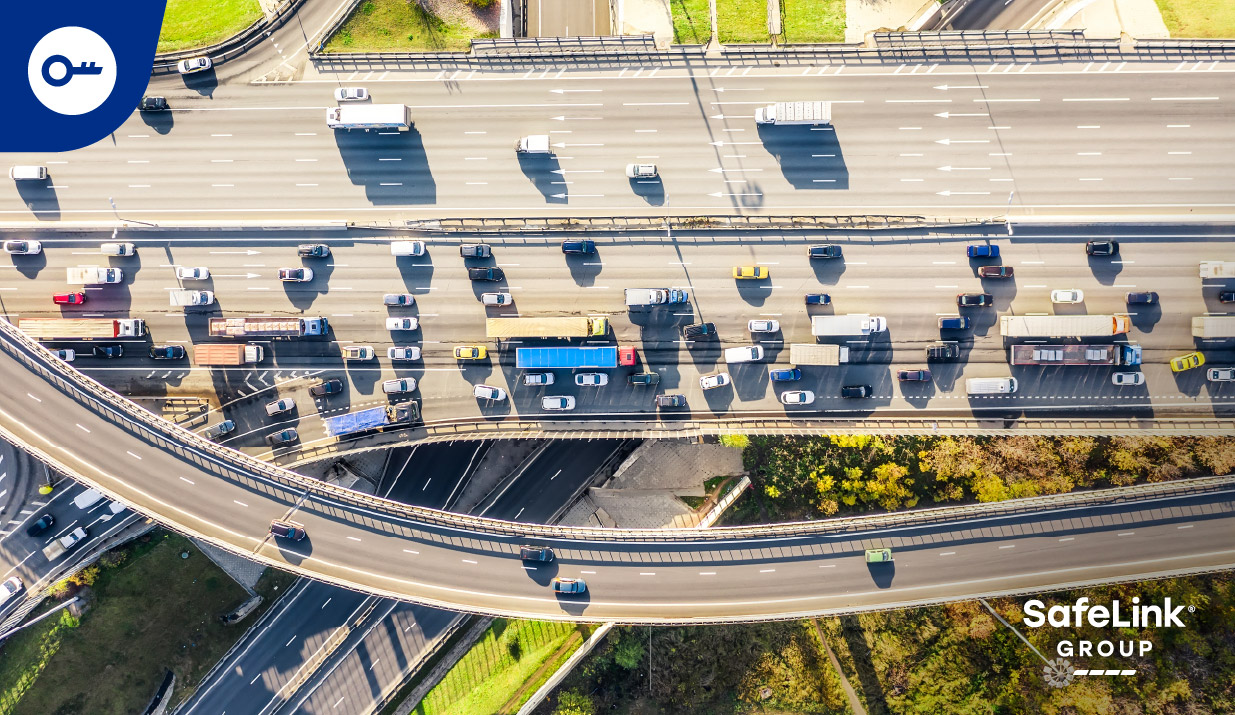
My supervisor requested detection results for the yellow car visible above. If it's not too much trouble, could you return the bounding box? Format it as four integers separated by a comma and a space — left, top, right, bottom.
1170, 352, 1205, 373
732, 266, 769, 280
454, 345, 487, 360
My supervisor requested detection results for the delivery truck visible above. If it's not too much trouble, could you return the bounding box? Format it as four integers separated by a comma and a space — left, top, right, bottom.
42, 527, 86, 561
325, 104, 412, 131
207, 317, 328, 338
754, 101, 832, 125
1199, 261, 1235, 279
66, 266, 122, 285
810, 315, 887, 337
515, 135, 551, 154
194, 343, 264, 366
19, 318, 145, 340
624, 288, 689, 307
170, 290, 214, 307
1009, 343, 1142, 366
1192, 316, 1235, 339
323, 402, 419, 437
486, 317, 608, 339
515, 346, 636, 369
789, 343, 850, 366
999, 314, 1130, 338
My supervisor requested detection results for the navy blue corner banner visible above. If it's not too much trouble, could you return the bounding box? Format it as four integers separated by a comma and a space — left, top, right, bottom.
3, 0, 167, 152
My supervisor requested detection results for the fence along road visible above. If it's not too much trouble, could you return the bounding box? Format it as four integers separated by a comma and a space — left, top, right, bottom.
1, 320, 1233, 623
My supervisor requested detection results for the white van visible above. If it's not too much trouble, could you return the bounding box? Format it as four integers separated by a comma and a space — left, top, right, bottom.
390, 241, 426, 257
100, 242, 137, 256
724, 345, 765, 363
9, 165, 48, 181
966, 377, 1018, 395
73, 488, 105, 510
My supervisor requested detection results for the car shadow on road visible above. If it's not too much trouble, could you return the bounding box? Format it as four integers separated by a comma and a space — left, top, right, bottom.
15, 180, 60, 221
138, 108, 174, 135
630, 176, 665, 206
1129, 300, 1162, 333
756, 124, 849, 190
336, 127, 436, 205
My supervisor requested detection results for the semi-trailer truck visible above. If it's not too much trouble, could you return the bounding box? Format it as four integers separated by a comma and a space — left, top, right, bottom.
754, 101, 832, 125
1192, 316, 1235, 338
326, 104, 412, 131
810, 315, 887, 337
42, 527, 86, 561
194, 344, 265, 366
19, 318, 145, 340
999, 314, 1130, 338
208, 317, 328, 338
1010, 343, 1142, 366
1199, 261, 1235, 278
66, 266, 122, 284
624, 288, 689, 307
789, 343, 850, 366
323, 402, 419, 437
515, 346, 637, 369
486, 317, 609, 339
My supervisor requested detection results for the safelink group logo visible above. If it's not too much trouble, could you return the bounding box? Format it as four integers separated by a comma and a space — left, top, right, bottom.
3, 0, 166, 152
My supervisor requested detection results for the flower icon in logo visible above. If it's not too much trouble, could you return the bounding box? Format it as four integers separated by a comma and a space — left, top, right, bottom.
1043, 658, 1075, 689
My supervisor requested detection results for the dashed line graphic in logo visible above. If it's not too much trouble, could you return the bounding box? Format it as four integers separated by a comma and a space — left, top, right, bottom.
27, 27, 117, 115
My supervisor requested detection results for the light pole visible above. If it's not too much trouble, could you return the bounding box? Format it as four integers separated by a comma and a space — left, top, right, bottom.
108, 196, 156, 228
1005, 190, 1015, 236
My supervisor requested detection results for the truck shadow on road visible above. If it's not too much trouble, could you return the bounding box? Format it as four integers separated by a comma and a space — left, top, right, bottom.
756, 125, 849, 190
336, 128, 436, 205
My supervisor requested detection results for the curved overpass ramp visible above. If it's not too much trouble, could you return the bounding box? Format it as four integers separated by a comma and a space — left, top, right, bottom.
1, 320, 1233, 623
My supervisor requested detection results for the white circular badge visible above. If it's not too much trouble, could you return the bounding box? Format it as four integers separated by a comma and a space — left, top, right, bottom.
27, 27, 118, 116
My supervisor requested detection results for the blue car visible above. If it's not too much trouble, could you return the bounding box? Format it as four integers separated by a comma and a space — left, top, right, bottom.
804, 293, 831, 305
769, 368, 802, 382
966, 245, 999, 258
938, 316, 971, 330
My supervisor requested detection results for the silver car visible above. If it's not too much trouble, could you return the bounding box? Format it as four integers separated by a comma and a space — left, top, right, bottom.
383, 293, 415, 306
541, 396, 575, 411
176, 267, 210, 280
383, 378, 417, 394
780, 390, 815, 405
700, 373, 731, 390
748, 319, 780, 333
387, 346, 421, 361
334, 87, 369, 102
523, 372, 554, 386
473, 384, 508, 401
385, 317, 419, 331
575, 373, 608, 386
1111, 372, 1145, 386
265, 398, 295, 416
178, 57, 212, 74
482, 292, 513, 306
1208, 367, 1235, 382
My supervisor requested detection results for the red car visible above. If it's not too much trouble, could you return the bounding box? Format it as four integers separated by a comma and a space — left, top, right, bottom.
53, 292, 86, 306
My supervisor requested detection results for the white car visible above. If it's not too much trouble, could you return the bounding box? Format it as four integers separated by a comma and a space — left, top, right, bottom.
391, 241, 426, 257
52, 349, 75, 362
700, 373, 731, 391
575, 373, 608, 387
383, 293, 415, 306
178, 57, 212, 74
2, 240, 41, 255
1111, 372, 1145, 386
334, 87, 369, 102
385, 317, 419, 331
278, 267, 314, 282
100, 242, 136, 256
383, 378, 417, 394
625, 163, 658, 178
176, 267, 210, 280
748, 319, 780, 333
523, 372, 554, 386
265, 398, 295, 416
1050, 289, 1084, 304
780, 390, 815, 405
0, 576, 22, 607
387, 346, 422, 361
541, 396, 576, 411
473, 384, 508, 401
481, 292, 513, 306
1208, 367, 1235, 382
343, 345, 375, 360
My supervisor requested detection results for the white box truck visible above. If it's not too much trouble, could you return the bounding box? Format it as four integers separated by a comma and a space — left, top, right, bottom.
170, 290, 214, 307
811, 315, 886, 337
1199, 261, 1235, 279
516, 135, 551, 154
624, 288, 688, 307
66, 266, 122, 285
1192, 316, 1235, 338
754, 101, 831, 126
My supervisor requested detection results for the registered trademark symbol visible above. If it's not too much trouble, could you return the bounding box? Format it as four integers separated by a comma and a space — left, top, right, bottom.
1187, 605, 1195, 613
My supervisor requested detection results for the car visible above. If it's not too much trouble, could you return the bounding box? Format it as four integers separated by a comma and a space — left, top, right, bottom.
53, 292, 86, 305
390, 241, 426, 257
520, 545, 554, 562
748, 319, 780, 333
149, 345, 186, 360
732, 266, 769, 279
176, 267, 210, 280
342, 345, 375, 360
864, 548, 893, 564
966, 245, 999, 258
683, 323, 716, 339
310, 379, 344, 397
473, 384, 508, 400
541, 396, 576, 411
468, 267, 504, 281
459, 244, 492, 258
926, 342, 961, 361
93, 344, 123, 358
625, 163, 658, 178
780, 390, 815, 404
25, 514, 53, 537
265, 428, 298, 446
575, 373, 608, 387
560, 240, 596, 255
51, 349, 75, 362
957, 293, 993, 307
805, 293, 831, 306
1220, 291, 1235, 304
178, 56, 212, 74
383, 293, 415, 306
383, 378, 417, 394
269, 520, 307, 540
100, 242, 136, 256
0, 577, 22, 607
629, 373, 660, 386
619, 346, 637, 366
841, 384, 872, 398
455, 345, 487, 359
656, 394, 687, 408
938, 316, 971, 330
203, 420, 236, 440
1207, 368, 1235, 382
265, 398, 295, 416
897, 369, 933, 382
481, 292, 513, 306
386, 317, 419, 331
807, 244, 843, 259
1126, 291, 1158, 304
1170, 352, 1205, 373
552, 577, 587, 594
977, 265, 1014, 278
1050, 289, 1084, 304
1112, 372, 1145, 386
278, 267, 313, 282
297, 244, 331, 258
700, 373, 731, 390
769, 368, 801, 382
333, 87, 369, 102
523, 372, 554, 386
387, 346, 422, 361
138, 96, 168, 112
3, 240, 41, 255
1085, 240, 1118, 256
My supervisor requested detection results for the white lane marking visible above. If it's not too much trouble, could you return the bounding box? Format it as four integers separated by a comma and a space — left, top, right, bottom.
76, 424, 90, 433
27, 393, 41, 402
348, 536, 362, 542
759, 568, 775, 573
581, 570, 597, 574
462, 559, 478, 564
639, 572, 656, 576
322, 598, 332, 609
1118, 532, 1135, 536
1151, 96, 1218, 101
699, 571, 716, 575
998, 545, 1015, 549
127, 451, 142, 460
233, 500, 248, 507
403, 549, 419, 554
1058, 537, 1075, 542
179, 477, 195, 485
1177, 525, 1194, 529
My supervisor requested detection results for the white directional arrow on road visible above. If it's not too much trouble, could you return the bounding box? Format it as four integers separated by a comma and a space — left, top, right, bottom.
937, 190, 992, 196
934, 112, 989, 119
551, 193, 604, 198
708, 191, 763, 197
933, 85, 989, 90
937, 166, 991, 171
713, 87, 763, 93
551, 116, 602, 121
213, 273, 262, 279
210, 250, 261, 255
552, 142, 604, 148
708, 141, 763, 146
710, 114, 753, 120
935, 138, 991, 145
551, 169, 604, 174
708, 167, 763, 173
549, 88, 602, 94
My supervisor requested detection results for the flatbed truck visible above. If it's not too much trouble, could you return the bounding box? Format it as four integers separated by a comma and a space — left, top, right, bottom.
486, 317, 608, 339
208, 317, 328, 338
19, 318, 145, 340
1010, 343, 1142, 366
789, 344, 850, 366
323, 402, 419, 437
194, 344, 264, 366
999, 314, 1130, 338
42, 527, 86, 560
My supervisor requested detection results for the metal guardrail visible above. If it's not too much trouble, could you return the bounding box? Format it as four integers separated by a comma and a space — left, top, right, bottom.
152, 0, 304, 73
875, 30, 1088, 45
394, 215, 992, 234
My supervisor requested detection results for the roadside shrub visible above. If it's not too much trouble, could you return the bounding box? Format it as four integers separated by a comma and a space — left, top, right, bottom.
718, 434, 750, 449
553, 690, 595, 715
465, 0, 495, 8
68, 565, 100, 589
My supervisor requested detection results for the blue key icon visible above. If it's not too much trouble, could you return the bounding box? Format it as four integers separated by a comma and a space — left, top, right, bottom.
41, 54, 105, 87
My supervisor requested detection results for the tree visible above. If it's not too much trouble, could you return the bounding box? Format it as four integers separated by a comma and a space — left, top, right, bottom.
611, 630, 645, 670
552, 690, 594, 715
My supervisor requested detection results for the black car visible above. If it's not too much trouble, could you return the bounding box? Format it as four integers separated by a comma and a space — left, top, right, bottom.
266, 428, 299, 446
310, 379, 344, 397
655, 394, 687, 408
149, 345, 186, 360
25, 514, 53, 537
926, 342, 961, 361
1126, 291, 1158, 304
682, 322, 716, 339
1085, 240, 1118, 256
459, 244, 492, 258
138, 96, 168, 112
93, 344, 123, 358
805, 293, 831, 305
269, 520, 307, 541
629, 373, 660, 386
897, 369, 933, 382
297, 244, 330, 258
841, 384, 872, 398
203, 420, 235, 440
467, 267, 504, 281
519, 545, 554, 562
561, 240, 596, 255
957, 293, 993, 307
808, 244, 843, 259
1219, 291, 1235, 303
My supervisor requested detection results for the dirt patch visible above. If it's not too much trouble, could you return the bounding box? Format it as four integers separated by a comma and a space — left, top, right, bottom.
421, 0, 499, 34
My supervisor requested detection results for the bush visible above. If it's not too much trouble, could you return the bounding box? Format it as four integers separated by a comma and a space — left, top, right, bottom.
553, 689, 594, 715
611, 630, 645, 670
465, 0, 495, 7
718, 434, 750, 449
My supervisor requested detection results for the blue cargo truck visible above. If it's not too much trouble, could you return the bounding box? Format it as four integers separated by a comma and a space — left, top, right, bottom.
323, 402, 419, 438
515, 346, 636, 369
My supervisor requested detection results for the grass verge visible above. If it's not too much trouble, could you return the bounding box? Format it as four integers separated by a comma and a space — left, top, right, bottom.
670, 0, 712, 44
717, 0, 769, 43
325, 0, 495, 53
1154, 0, 1235, 38
782, 0, 846, 43
158, 0, 263, 53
